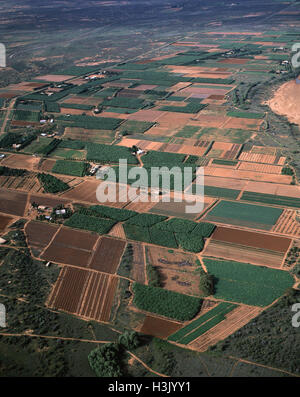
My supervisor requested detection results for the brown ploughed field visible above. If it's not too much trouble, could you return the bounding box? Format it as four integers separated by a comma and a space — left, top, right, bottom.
47, 266, 118, 322
89, 236, 126, 273
25, 221, 60, 256
0, 188, 28, 216
140, 315, 182, 339
0, 214, 14, 231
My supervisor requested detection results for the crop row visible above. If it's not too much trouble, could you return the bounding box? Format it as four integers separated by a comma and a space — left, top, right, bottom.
168, 302, 237, 342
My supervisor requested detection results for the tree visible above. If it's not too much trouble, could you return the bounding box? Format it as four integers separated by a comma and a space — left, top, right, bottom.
118, 331, 140, 350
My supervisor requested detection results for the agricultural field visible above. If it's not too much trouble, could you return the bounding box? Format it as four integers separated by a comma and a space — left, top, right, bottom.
204, 200, 283, 230
203, 226, 291, 268
48, 266, 118, 322
41, 227, 99, 267
25, 221, 60, 257
203, 258, 294, 306
1, 3, 300, 377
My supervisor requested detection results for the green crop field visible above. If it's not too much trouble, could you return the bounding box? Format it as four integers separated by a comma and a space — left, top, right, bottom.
52, 160, 89, 177
241, 191, 300, 209
86, 143, 139, 164
168, 302, 237, 343
205, 200, 283, 230
212, 159, 238, 166
141, 150, 186, 166
102, 97, 145, 109
118, 120, 155, 134
56, 114, 123, 130
159, 102, 206, 114
227, 110, 264, 119
204, 186, 240, 199
132, 283, 202, 321
203, 258, 294, 306
13, 110, 41, 122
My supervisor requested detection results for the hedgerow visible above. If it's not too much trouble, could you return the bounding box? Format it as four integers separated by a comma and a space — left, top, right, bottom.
89, 205, 138, 221
58, 140, 86, 150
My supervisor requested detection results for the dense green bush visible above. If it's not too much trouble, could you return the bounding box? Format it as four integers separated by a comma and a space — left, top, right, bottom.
176, 234, 204, 253
125, 213, 167, 227
0, 166, 28, 177
132, 282, 202, 321
88, 343, 123, 377
37, 173, 70, 194
64, 213, 116, 234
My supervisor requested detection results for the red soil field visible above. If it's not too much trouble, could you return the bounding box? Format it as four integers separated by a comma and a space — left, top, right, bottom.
211, 226, 291, 253
203, 239, 285, 268
245, 181, 300, 198
78, 273, 118, 322
38, 159, 56, 172
2, 154, 40, 171
10, 120, 40, 127
60, 107, 92, 116
62, 180, 103, 204
204, 175, 246, 190
49, 266, 118, 322
223, 117, 263, 130
89, 236, 126, 273
29, 194, 71, 208
48, 266, 88, 313
238, 162, 282, 174
0, 214, 14, 232
0, 91, 21, 99
189, 115, 229, 128
208, 94, 225, 100
108, 223, 126, 240
36, 74, 74, 82
140, 315, 182, 339
41, 227, 98, 267
25, 221, 60, 255
239, 152, 278, 164
0, 188, 27, 216
41, 245, 92, 267
203, 166, 292, 184
218, 58, 250, 64
62, 96, 100, 106
53, 227, 98, 251
131, 242, 146, 283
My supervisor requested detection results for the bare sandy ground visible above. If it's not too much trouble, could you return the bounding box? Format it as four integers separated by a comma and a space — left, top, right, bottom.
267, 80, 300, 126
